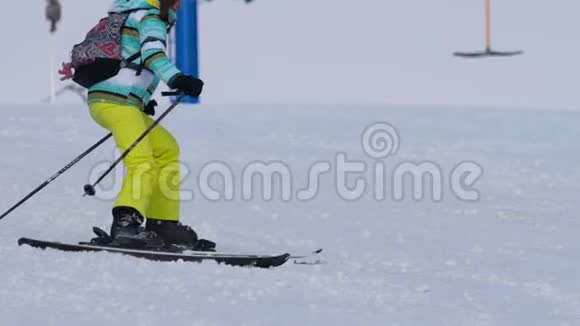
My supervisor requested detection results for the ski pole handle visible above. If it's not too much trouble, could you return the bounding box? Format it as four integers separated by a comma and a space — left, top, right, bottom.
161, 91, 182, 97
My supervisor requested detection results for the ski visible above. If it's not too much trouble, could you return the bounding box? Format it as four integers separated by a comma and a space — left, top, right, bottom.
18, 238, 292, 268
290, 249, 325, 265
290, 248, 324, 259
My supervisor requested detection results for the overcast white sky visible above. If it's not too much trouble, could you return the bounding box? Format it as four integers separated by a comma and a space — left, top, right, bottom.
2, 0, 580, 109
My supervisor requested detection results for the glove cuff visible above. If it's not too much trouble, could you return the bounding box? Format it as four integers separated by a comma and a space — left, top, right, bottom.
167, 74, 185, 89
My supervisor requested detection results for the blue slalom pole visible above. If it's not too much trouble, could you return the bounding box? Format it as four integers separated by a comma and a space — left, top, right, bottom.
176, 0, 200, 104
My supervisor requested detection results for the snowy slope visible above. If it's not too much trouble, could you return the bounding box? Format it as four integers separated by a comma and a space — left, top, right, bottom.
0, 103, 579, 325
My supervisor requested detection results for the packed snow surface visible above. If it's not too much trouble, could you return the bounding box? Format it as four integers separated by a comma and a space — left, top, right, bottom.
0, 103, 579, 326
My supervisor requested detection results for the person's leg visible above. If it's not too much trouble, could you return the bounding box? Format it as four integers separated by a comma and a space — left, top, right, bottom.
139, 115, 201, 246
141, 115, 181, 221
88, 102, 156, 218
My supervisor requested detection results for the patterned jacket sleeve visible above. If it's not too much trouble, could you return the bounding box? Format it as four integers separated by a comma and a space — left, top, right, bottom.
138, 12, 181, 85
143, 77, 160, 105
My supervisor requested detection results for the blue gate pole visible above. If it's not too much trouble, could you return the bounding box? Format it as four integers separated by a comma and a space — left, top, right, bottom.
176, 0, 199, 104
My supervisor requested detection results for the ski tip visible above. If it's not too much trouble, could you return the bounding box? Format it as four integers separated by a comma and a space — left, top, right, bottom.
289, 248, 325, 260
292, 249, 326, 266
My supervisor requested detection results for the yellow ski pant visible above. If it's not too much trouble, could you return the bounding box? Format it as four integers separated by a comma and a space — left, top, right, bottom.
89, 102, 180, 221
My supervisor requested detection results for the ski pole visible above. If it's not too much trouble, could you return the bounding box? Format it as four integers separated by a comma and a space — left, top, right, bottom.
0, 133, 113, 221
83, 93, 187, 197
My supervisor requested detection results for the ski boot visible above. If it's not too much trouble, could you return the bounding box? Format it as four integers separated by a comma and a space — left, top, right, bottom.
109, 207, 165, 249
146, 219, 216, 251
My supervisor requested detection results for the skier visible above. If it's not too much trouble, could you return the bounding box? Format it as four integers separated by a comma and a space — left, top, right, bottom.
59, 0, 205, 247
46, 0, 61, 33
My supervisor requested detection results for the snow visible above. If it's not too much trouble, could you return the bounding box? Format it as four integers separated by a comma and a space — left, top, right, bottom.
1, 1, 578, 324
1, 103, 579, 325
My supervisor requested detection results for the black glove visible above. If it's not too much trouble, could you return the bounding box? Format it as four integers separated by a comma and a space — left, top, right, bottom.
144, 99, 157, 116
168, 74, 204, 98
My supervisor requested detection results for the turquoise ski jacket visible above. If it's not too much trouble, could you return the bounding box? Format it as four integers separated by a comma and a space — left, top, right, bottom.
88, 0, 181, 110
